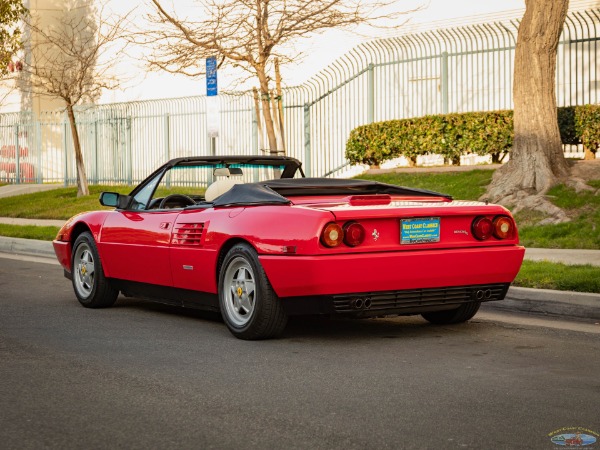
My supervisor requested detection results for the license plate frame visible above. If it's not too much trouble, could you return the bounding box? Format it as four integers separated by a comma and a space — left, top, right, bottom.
400, 217, 441, 244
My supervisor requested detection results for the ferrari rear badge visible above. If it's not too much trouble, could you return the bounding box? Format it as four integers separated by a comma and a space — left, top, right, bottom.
372, 229, 380, 241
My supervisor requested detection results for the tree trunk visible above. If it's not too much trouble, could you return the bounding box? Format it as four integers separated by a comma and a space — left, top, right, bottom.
583, 145, 596, 160
484, 0, 570, 202
256, 66, 279, 154
252, 87, 264, 152
66, 103, 90, 197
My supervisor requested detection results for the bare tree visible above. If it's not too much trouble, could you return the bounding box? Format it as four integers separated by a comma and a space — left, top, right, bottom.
20, 2, 127, 196
482, 0, 593, 222
136, 0, 409, 154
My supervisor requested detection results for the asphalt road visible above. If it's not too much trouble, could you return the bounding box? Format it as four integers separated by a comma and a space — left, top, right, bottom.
1, 257, 599, 450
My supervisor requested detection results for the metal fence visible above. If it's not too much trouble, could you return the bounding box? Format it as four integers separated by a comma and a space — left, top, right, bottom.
1, 7, 599, 185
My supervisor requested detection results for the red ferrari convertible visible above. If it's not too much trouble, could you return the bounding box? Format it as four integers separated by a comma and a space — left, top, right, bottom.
53, 156, 524, 339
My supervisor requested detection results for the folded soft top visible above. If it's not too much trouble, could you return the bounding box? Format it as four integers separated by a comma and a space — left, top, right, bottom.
212, 178, 451, 207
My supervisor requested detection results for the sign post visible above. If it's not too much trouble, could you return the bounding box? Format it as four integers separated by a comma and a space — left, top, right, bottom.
206, 56, 219, 156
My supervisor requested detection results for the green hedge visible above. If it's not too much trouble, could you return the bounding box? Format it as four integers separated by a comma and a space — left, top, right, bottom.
346, 105, 600, 166
574, 105, 600, 153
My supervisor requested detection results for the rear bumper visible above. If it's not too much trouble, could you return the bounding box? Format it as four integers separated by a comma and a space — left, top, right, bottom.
281, 283, 509, 317
259, 245, 525, 298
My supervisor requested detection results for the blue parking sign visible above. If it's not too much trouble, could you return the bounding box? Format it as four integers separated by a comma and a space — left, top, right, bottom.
206, 56, 218, 97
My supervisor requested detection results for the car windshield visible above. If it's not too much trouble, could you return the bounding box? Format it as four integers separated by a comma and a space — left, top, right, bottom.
130, 157, 303, 210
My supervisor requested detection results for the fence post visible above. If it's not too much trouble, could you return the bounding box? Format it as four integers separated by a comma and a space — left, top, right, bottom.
127, 117, 133, 186
367, 63, 375, 123
93, 119, 98, 184
441, 51, 449, 114
14, 124, 20, 184
303, 104, 311, 177
251, 104, 258, 154
164, 113, 170, 161
36, 120, 42, 183
63, 121, 68, 186
163, 114, 171, 187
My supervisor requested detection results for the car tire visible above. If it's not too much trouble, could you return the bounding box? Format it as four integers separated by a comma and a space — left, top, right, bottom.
218, 243, 287, 340
421, 301, 481, 325
71, 232, 118, 308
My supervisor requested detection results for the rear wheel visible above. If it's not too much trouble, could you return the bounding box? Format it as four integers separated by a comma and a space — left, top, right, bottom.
219, 243, 287, 340
421, 302, 481, 325
72, 232, 118, 308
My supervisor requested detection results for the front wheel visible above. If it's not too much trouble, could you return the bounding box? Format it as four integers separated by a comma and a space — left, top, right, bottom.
71, 232, 118, 308
421, 301, 481, 325
218, 244, 287, 340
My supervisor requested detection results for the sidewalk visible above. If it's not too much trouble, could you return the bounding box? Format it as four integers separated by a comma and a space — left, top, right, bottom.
0, 217, 65, 227
0, 183, 62, 199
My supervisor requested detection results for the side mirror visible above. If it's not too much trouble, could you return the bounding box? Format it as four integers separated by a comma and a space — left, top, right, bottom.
99, 192, 119, 207
99, 192, 131, 209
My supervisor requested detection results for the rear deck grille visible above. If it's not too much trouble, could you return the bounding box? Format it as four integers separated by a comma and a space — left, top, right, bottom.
332, 284, 509, 314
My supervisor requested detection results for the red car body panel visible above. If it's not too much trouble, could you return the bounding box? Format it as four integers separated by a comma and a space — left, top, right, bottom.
99, 210, 180, 285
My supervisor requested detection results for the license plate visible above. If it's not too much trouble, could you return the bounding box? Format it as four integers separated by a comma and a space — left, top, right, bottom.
401, 217, 440, 244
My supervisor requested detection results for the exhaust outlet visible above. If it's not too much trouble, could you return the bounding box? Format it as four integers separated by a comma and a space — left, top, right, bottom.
352, 299, 364, 309
364, 298, 372, 309
484, 289, 492, 299
475, 290, 485, 300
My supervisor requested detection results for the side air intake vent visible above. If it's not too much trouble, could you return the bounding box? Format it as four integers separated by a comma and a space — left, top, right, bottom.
171, 223, 205, 246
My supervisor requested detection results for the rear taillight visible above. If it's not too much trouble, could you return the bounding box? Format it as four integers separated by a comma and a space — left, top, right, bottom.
472, 216, 493, 240
472, 215, 515, 240
343, 222, 365, 247
321, 222, 344, 247
493, 216, 514, 239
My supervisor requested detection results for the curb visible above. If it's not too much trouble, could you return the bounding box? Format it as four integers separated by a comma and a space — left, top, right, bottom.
482, 286, 600, 321
0, 236, 55, 259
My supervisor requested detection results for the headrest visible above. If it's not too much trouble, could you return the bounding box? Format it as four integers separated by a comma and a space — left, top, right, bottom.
204, 178, 243, 202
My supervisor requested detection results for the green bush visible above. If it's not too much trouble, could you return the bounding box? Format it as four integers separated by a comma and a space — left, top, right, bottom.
346, 105, 600, 166
574, 104, 600, 154
557, 106, 578, 145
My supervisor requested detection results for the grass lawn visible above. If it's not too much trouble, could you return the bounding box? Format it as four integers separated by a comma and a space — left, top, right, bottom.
358, 169, 600, 250
0, 223, 60, 241
356, 169, 494, 201
514, 260, 600, 293
0, 185, 202, 220
515, 180, 600, 249
0, 185, 132, 220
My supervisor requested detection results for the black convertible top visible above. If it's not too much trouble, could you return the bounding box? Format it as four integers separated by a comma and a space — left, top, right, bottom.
212, 178, 452, 207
